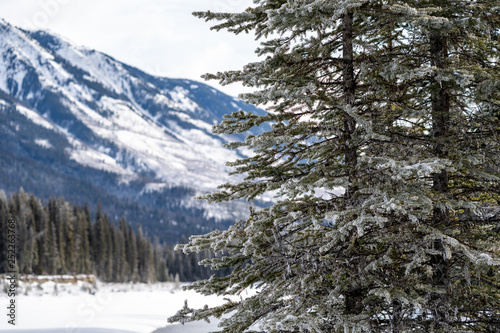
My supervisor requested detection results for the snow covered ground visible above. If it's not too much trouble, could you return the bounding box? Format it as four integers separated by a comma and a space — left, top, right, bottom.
0, 278, 230, 333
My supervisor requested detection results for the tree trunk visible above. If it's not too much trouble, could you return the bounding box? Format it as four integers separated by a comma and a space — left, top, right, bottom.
343, 11, 357, 198
342, 11, 363, 318
391, 300, 403, 333
429, 32, 450, 328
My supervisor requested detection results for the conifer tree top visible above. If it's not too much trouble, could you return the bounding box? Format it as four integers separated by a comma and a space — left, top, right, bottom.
170, 1, 500, 332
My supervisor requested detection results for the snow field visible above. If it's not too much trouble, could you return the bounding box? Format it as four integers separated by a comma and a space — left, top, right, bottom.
0, 279, 229, 333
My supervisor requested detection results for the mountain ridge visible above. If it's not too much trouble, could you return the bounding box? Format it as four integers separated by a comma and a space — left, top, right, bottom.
0, 18, 264, 243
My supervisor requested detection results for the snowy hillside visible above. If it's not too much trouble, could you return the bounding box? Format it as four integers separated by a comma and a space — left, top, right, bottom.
0, 18, 263, 190
0, 19, 265, 241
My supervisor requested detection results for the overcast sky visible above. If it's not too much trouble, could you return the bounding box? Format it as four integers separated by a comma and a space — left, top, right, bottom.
0, 0, 259, 97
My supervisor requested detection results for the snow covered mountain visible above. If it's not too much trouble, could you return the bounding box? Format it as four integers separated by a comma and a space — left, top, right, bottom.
0, 19, 264, 242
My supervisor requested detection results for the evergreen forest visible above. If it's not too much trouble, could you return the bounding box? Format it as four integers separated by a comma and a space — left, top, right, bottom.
0, 189, 219, 282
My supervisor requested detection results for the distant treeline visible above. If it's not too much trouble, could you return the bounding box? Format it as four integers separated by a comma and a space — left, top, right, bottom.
0, 189, 222, 282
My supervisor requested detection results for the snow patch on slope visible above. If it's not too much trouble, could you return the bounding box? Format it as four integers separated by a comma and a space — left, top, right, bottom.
35, 138, 52, 149
140, 182, 169, 194
66, 138, 136, 182
169, 86, 199, 112
16, 105, 55, 130
0, 22, 70, 93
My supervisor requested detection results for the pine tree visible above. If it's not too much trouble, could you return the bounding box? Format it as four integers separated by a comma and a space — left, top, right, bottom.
75, 206, 91, 274
114, 218, 127, 281
46, 204, 61, 275
49, 198, 68, 274
102, 214, 114, 281
0, 191, 9, 273
136, 225, 145, 281
170, 1, 500, 332
92, 207, 104, 277
61, 202, 76, 273
126, 223, 139, 281
13, 189, 35, 274
29, 194, 46, 275
145, 241, 156, 283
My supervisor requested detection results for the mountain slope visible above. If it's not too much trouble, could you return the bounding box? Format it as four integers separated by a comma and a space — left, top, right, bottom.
0, 19, 264, 242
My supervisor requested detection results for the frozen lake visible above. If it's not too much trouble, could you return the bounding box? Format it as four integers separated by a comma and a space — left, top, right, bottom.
1, 324, 222, 333
1, 329, 136, 333
0, 281, 226, 333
